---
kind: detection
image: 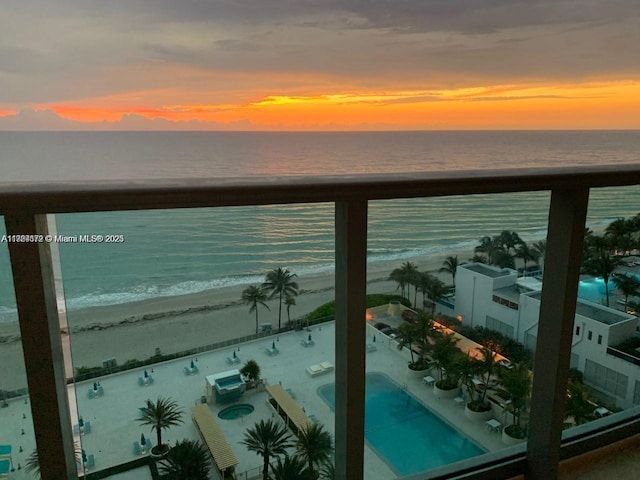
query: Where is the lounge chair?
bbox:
[306,364,324,377]
[85,454,95,468]
[97,385,104,395]
[319,361,334,371]
[84,421,92,433]
[138,377,144,386]
[184,366,191,375]
[87,389,95,399]
[366,343,377,352]
[133,441,141,455]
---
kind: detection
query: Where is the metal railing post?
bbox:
[526,188,590,479]
[4,213,77,479]
[334,200,368,480]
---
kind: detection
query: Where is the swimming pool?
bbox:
[318,373,484,476]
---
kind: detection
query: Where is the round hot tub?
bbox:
[218,403,255,420]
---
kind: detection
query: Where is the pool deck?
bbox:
[0,316,507,480]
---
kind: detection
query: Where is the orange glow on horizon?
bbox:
[30,80,640,130]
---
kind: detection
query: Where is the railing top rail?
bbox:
[1,164,639,214]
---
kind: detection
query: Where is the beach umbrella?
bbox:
[232,351,237,359]
[190,359,195,368]
[308,333,312,342]
[272,341,276,349]
[78,417,84,427]
[93,382,98,391]
[82,450,87,464]
[373,335,376,343]
[144,370,148,378]
[140,433,146,446]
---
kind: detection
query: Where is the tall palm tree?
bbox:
[605,217,634,252]
[395,311,434,369]
[296,423,334,478]
[137,397,184,454]
[285,295,296,324]
[319,459,335,480]
[242,285,271,334]
[269,455,312,480]
[158,439,211,480]
[565,382,595,426]
[431,331,460,389]
[424,275,448,316]
[515,241,540,275]
[582,251,624,306]
[439,255,459,286]
[498,230,523,256]
[498,361,532,437]
[241,419,293,480]
[474,345,497,407]
[532,239,546,268]
[263,268,299,329]
[614,272,640,310]
[389,267,408,299]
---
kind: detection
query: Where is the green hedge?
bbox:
[306,294,409,321]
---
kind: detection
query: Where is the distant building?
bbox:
[455,262,640,409]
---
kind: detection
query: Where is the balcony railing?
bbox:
[1,164,640,480]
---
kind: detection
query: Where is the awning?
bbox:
[265,384,313,432]
[191,405,238,472]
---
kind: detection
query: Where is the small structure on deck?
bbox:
[191,404,238,478]
[205,370,246,404]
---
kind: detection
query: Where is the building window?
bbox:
[575,326,580,335]
[588,331,593,341]
[491,294,519,310]
[486,315,515,339]
[598,335,602,345]
[584,359,628,398]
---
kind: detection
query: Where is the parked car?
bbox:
[401,309,419,323]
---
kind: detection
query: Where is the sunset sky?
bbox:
[1,0,639,130]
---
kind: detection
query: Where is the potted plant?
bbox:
[395,311,436,373]
[137,396,184,457]
[431,331,461,398]
[461,346,496,421]
[240,360,261,389]
[497,361,531,444]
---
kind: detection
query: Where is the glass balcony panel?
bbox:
[365,193,553,478]
[55,203,335,478]
[564,186,640,432]
[0,217,38,477]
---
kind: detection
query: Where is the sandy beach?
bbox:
[0,247,472,391]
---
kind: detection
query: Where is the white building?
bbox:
[455,262,640,409]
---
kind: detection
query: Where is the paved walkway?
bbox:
[0,313,508,480]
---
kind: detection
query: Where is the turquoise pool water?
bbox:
[218,403,254,420]
[318,373,484,476]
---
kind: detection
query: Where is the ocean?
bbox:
[0,131,639,318]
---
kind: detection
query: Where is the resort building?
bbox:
[455,262,640,409]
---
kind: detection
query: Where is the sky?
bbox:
[1,0,639,131]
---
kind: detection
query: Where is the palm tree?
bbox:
[498,361,532,438]
[431,331,460,389]
[296,423,334,478]
[240,359,261,386]
[285,295,296,324]
[263,268,299,329]
[158,439,211,480]
[241,419,293,480]
[474,345,498,408]
[532,239,547,270]
[137,396,184,454]
[439,255,459,286]
[565,382,596,426]
[269,455,312,480]
[424,275,448,316]
[582,251,624,306]
[515,242,540,275]
[319,459,335,480]
[389,267,408,299]
[614,272,640,310]
[498,230,523,256]
[395,311,434,369]
[242,285,271,334]
[605,217,634,252]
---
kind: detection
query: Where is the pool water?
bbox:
[218,403,254,420]
[318,373,484,476]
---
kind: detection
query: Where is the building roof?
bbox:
[527,292,633,325]
[265,384,313,432]
[462,263,513,278]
